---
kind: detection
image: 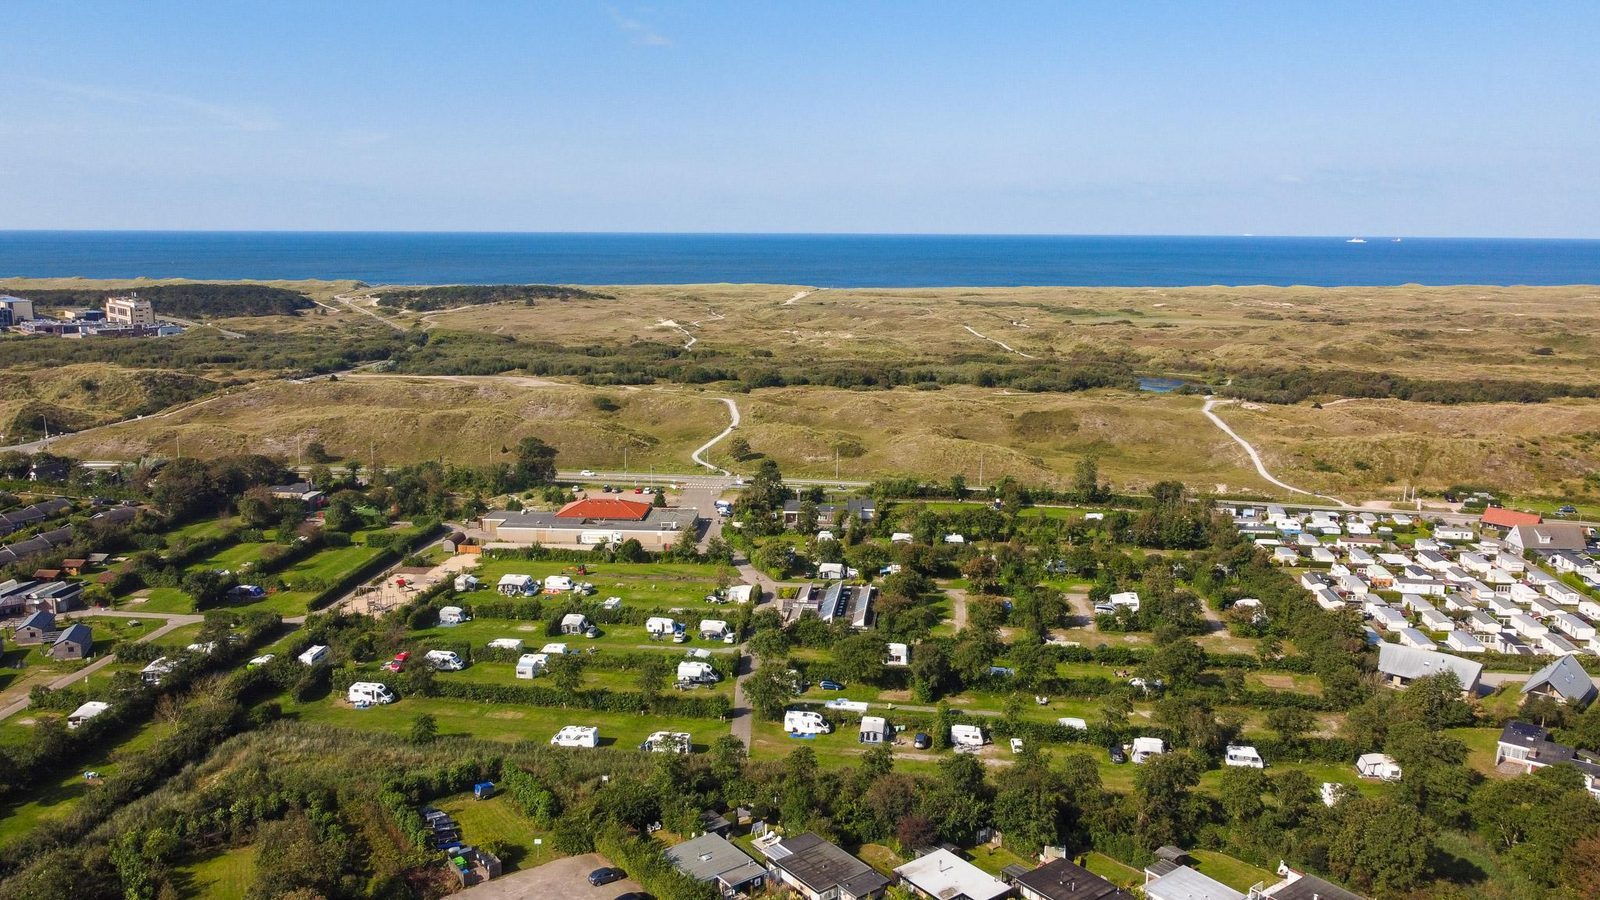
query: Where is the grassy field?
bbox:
[0,717,175,849]
[172,846,255,900]
[435,793,559,872]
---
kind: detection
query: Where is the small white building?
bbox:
[1397,627,1436,650]
[894,849,1010,900]
[1445,631,1486,654]
[885,642,910,667]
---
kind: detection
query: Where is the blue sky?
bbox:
[1,1,1596,236]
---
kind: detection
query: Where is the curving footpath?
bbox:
[690,397,741,475]
[1202,397,1350,507]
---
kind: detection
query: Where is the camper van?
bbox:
[550,725,599,748]
[347,682,397,705]
[783,709,831,736]
[297,645,329,667]
[67,701,111,730]
[516,653,549,678]
[641,731,691,754]
[677,660,719,684]
[424,649,465,671]
[438,606,470,625]
[950,724,986,751]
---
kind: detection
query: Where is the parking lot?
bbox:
[454,853,645,898]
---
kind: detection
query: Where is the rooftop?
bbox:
[663,833,766,889]
[768,832,889,897]
[895,849,1010,900]
[556,497,653,521]
[1013,858,1134,900]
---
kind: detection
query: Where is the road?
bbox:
[946,586,970,631]
[157,314,244,339]
[333,293,407,331]
[0,609,204,721]
[1202,397,1351,507]
[690,397,740,475]
[962,324,1038,359]
[728,555,780,747]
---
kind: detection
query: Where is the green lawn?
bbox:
[124,542,390,617]
[1084,852,1143,888]
[1189,849,1276,892]
[966,844,1034,876]
[459,558,737,610]
[0,717,175,849]
[168,516,238,542]
[282,692,720,751]
[173,845,255,900]
[436,793,559,872]
[1446,726,1506,777]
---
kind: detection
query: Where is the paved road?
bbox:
[0,609,204,721]
[1202,397,1350,507]
[453,853,642,899]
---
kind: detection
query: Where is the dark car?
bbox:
[615,894,655,900]
[1559,504,1578,515]
[1109,745,1128,764]
[912,732,931,750]
[588,867,626,886]
[818,679,845,691]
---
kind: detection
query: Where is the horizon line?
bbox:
[2,228,1600,242]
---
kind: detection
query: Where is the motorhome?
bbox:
[347,682,397,705]
[141,657,178,685]
[515,653,548,678]
[297,645,329,666]
[950,724,986,750]
[424,649,465,671]
[641,731,691,754]
[677,660,719,684]
[783,709,831,735]
[550,725,599,748]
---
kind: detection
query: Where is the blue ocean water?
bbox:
[1,231,1597,287]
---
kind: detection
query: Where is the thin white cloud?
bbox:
[31,77,279,132]
[605,5,672,47]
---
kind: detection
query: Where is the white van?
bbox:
[783,709,831,735]
[677,661,718,684]
[642,731,691,754]
[347,682,396,705]
[297,645,329,667]
[550,725,599,748]
[424,649,464,671]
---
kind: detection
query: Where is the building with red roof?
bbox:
[1481,507,1542,529]
[555,498,653,521]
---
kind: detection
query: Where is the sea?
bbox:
[1,231,1598,287]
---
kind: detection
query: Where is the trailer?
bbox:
[438,606,470,625]
[646,616,678,637]
[515,653,548,678]
[950,724,986,750]
[297,645,329,667]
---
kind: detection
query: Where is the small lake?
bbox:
[1138,377,1189,393]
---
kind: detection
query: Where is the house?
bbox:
[1396,627,1436,650]
[481,498,699,550]
[1444,631,1485,654]
[11,610,54,644]
[894,849,1011,900]
[762,832,890,900]
[1272,546,1300,565]
[440,531,473,553]
[665,832,767,898]
[1552,612,1596,641]
[1482,507,1542,529]
[1547,582,1584,605]
[66,700,111,730]
[1494,721,1600,800]
[1143,865,1244,900]
[1355,752,1402,781]
[1521,654,1597,708]
[559,613,590,635]
[27,581,83,614]
[1369,606,1407,632]
[1435,526,1476,542]
[1466,610,1501,635]
[1247,869,1367,900]
[46,623,92,660]
[1014,858,1133,900]
[1508,524,1587,556]
[268,482,324,509]
[1310,546,1337,565]
[1509,613,1548,640]
[1376,642,1483,694]
[859,716,891,744]
[781,498,875,527]
[1419,609,1453,631]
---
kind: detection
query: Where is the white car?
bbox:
[579,469,596,477]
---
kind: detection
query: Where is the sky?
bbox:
[1,1,1597,236]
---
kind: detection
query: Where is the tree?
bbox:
[1218,766,1267,825]
[1099,690,1133,731]
[636,655,672,706]
[1471,766,1600,886]
[744,666,798,720]
[546,653,587,696]
[992,762,1064,854]
[960,555,1001,594]
[747,626,792,661]
[728,436,755,461]
[1144,636,1206,691]
[909,641,953,702]
[410,713,438,744]
[237,485,279,528]
[1265,707,1315,751]
[1324,796,1436,895]
[1132,751,1203,848]
[512,436,558,488]
[181,569,236,611]
[1072,456,1104,502]
[833,632,887,686]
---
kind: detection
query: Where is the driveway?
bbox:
[454,853,643,899]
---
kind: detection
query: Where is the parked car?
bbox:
[382,651,409,673]
[601,484,613,493]
[588,867,626,886]
[1559,504,1578,515]
[615,893,655,900]
[579,469,596,477]
[1109,745,1128,764]
[819,680,845,691]
[633,487,643,494]
[585,625,601,638]
[912,732,931,749]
